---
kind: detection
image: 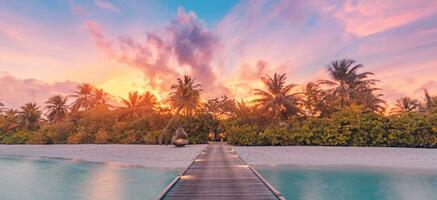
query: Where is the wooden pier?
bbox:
[157,142,284,200]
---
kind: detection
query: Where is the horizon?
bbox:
[1,0,437,108]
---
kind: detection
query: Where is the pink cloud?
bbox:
[94,0,119,12]
[0,73,77,108]
[331,0,437,36]
[85,8,229,98]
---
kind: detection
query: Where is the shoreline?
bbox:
[0,144,206,168]
[2,145,437,171]
[234,146,437,171]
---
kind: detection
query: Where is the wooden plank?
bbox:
[157,142,284,200]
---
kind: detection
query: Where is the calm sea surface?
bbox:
[257,165,437,200]
[0,156,178,200]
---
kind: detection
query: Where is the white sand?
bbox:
[234,146,437,170]
[0,144,206,168]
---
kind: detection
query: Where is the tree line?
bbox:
[0,59,436,146]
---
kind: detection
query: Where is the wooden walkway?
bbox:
[157,142,284,200]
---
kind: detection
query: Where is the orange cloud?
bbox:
[85,8,229,99]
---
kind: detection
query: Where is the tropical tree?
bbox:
[140,91,158,111]
[0,102,5,114]
[19,103,42,131]
[45,95,69,122]
[93,88,111,106]
[390,97,420,115]
[120,91,144,119]
[319,59,379,109]
[422,89,437,114]
[159,75,202,144]
[251,73,302,119]
[203,96,237,119]
[0,109,19,132]
[168,75,202,116]
[70,83,95,111]
[303,82,330,117]
[360,89,386,114]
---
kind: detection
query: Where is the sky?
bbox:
[0,0,436,108]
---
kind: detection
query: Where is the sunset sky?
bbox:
[1,0,436,108]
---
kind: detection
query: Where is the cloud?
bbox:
[85,8,229,98]
[0,73,77,108]
[215,0,437,104]
[330,0,437,36]
[94,0,119,12]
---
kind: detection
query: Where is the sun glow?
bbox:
[96,68,167,103]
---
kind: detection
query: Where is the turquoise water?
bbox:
[0,156,178,200]
[257,166,437,200]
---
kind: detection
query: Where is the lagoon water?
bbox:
[257,166,437,200]
[0,156,178,200]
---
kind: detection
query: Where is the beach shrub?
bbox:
[67,128,94,144]
[169,113,219,144]
[226,124,268,145]
[75,105,117,138]
[36,121,75,144]
[143,130,161,144]
[0,130,33,144]
[294,118,331,145]
[111,116,151,144]
[94,128,110,144]
[28,131,52,144]
[388,112,436,147]
[263,125,292,145]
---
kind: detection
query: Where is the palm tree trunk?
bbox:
[159,114,178,145]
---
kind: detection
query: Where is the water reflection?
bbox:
[86,164,121,200]
[0,156,178,200]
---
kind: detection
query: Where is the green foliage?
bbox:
[76,105,117,137]
[94,129,110,144]
[388,112,436,148]
[0,73,435,148]
[167,113,219,144]
[37,121,75,144]
[227,124,267,146]
[143,130,161,144]
[0,130,33,144]
[224,110,436,147]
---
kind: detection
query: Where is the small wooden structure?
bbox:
[171,127,188,147]
[157,142,284,199]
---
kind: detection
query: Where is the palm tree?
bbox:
[45,95,68,122]
[361,89,386,114]
[120,91,144,119]
[303,82,328,117]
[319,59,378,108]
[159,75,202,144]
[251,73,302,119]
[70,83,95,111]
[168,75,202,116]
[0,108,19,132]
[140,91,158,110]
[19,103,42,131]
[390,97,420,115]
[93,88,111,106]
[422,89,437,113]
[0,102,5,114]
[121,91,143,108]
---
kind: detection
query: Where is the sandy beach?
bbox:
[235,146,437,170]
[2,145,437,170]
[0,144,206,168]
